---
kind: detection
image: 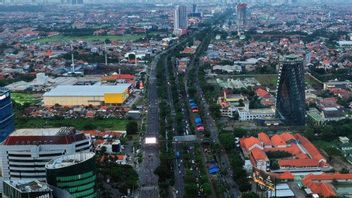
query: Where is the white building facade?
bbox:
[0,128,91,192]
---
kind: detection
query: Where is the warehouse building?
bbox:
[43,84,131,106]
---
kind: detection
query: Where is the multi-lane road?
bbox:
[139,53,161,198]
[139,11,238,198]
[139,38,190,198]
[162,54,185,198]
[192,38,240,198]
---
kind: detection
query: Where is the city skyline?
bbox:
[0,1,352,198]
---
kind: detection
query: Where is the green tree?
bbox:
[83,123,97,130]
[219,132,235,151]
[209,103,221,118]
[242,192,260,198]
[126,121,138,135]
[128,53,136,61]
[267,151,292,159]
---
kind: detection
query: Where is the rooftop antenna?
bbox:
[70,43,75,73]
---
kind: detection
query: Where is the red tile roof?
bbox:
[255,87,271,98]
[302,173,352,197]
[278,159,320,167]
[303,173,352,181]
[251,148,268,161]
[280,132,296,142]
[182,47,195,54]
[265,143,307,159]
[102,74,135,81]
[3,133,87,145]
[271,134,286,147]
[271,171,294,180]
[295,134,326,164]
[116,154,126,161]
[258,132,271,146]
[240,137,261,152]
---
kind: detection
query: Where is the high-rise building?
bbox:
[276,55,305,125]
[0,127,91,192]
[45,152,97,198]
[192,4,197,13]
[174,5,187,34]
[236,3,247,28]
[66,0,83,4]
[0,88,15,142]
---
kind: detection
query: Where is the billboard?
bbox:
[145,137,157,144]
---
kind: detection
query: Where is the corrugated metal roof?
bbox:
[44,84,131,97]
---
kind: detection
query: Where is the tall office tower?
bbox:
[192,4,197,13]
[0,127,91,193]
[46,153,96,198]
[174,5,188,31]
[236,3,247,28]
[276,55,305,125]
[0,88,15,142]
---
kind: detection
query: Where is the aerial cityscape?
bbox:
[0,0,352,198]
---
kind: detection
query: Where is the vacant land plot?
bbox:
[305,74,323,90]
[254,74,278,89]
[12,93,39,105]
[313,140,352,171]
[216,73,320,90]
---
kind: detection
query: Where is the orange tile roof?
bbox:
[303,173,352,181]
[271,134,286,147]
[301,173,352,198]
[102,74,135,81]
[280,132,296,142]
[271,171,294,180]
[116,154,126,161]
[255,88,271,98]
[251,148,268,161]
[182,47,195,54]
[320,183,336,197]
[278,159,320,167]
[265,143,306,158]
[240,137,261,152]
[295,134,326,164]
[94,139,105,145]
[258,132,271,145]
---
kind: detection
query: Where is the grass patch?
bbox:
[313,140,342,156]
[313,140,335,150]
[33,34,144,43]
[12,93,39,105]
[15,118,128,131]
[254,74,278,89]
[305,74,323,90]
[233,74,322,90]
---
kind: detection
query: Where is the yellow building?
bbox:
[43,84,131,106]
[224,93,245,103]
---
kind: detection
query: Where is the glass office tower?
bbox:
[0,87,15,142]
[276,55,305,125]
